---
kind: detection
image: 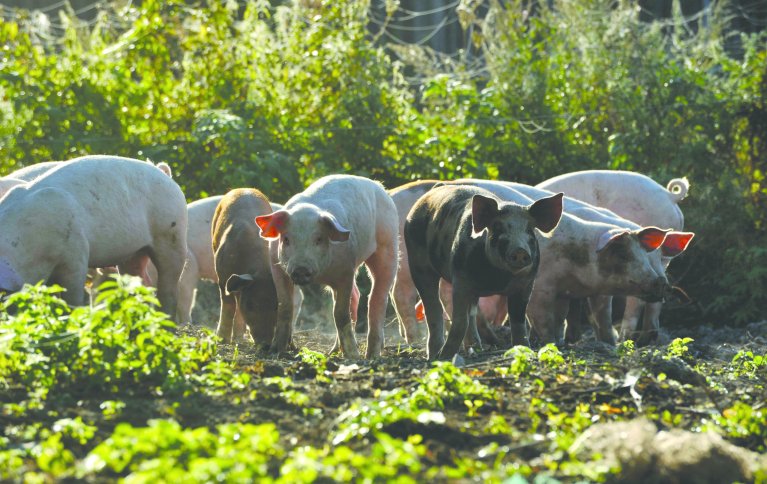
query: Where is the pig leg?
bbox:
[637,302,662,346]
[588,295,617,345]
[269,247,295,354]
[464,304,483,351]
[507,286,534,346]
[51,259,89,307]
[411,270,445,359]
[216,286,237,343]
[176,254,199,323]
[438,284,476,360]
[564,299,586,344]
[148,244,185,323]
[619,297,644,342]
[364,246,397,359]
[391,271,421,343]
[330,275,360,359]
[232,302,248,342]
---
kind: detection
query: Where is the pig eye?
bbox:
[314,236,323,245]
[283,236,290,246]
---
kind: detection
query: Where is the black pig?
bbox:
[404,185,563,360]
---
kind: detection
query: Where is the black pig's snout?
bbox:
[507,247,532,269]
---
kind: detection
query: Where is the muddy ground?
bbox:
[6,280,766,482]
[180,281,767,481]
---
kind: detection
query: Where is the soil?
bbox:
[6,280,767,482]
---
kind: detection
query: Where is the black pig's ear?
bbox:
[528,192,563,235]
[225,273,255,295]
[471,194,500,235]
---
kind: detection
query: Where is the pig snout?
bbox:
[641,277,671,303]
[507,247,532,270]
[289,266,315,286]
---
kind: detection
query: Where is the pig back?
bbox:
[212,188,273,278]
[15,155,186,267]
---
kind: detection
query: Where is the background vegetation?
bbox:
[1,0,765,326]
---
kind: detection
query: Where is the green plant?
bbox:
[79,419,283,481]
[665,338,694,361]
[730,350,767,378]
[501,346,537,377]
[712,402,767,452]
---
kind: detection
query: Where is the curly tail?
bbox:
[156,162,173,178]
[667,177,689,203]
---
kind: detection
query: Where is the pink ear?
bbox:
[528,192,564,234]
[322,213,350,242]
[472,194,500,234]
[636,227,669,252]
[255,211,289,240]
[596,228,628,252]
[662,231,695,257]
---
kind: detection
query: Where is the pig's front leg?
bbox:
[637,301,662,346]
[269,249,295,354]
[618,297,644,342]
[507,285,533,347]
[588,295,617,345]
[331,276,360,359]
[412,270,445,360]
[437,282,475,360]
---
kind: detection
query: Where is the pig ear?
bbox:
[661,231,695,257]
[636,227,670,252]
[528,192,564,234]
[596,228,629,253]
[225,273,255,295]
[322,213,350,243]
[255,210,289,240]
[472,194,500,234]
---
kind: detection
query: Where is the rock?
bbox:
[569,418,656,482]
[569,418,763,483]
[653,429,758,484]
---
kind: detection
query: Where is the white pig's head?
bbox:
[595,226,672,302]
[256,203,350,286]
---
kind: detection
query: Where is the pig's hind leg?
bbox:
[364,243,397,359]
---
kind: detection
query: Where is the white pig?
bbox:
[536,170,690,344]
[0,178,25,199]
[256,175,399,359]
[0,155,187,318]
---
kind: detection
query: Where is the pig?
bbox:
[227,201,305,343]
[389,180,440,343]
[211,189,280,345]
[256,175,399,359]
[436,180,675,346]
[404,184,563,360]
[176,195,223,323]
[0,155,187,318]
[536,170,691,344]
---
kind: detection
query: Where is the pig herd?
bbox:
[0,155,694,361]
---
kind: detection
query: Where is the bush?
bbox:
[0,0,765,325]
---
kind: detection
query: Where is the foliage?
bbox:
[0,278,216,412]
[730,350,767,378]
[334,361,496,444]
[79,419,283,481]
[713,402,767,452]
[665,337,694,361]
[0,0,765,323]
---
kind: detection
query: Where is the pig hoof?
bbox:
[451,353,466,367]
